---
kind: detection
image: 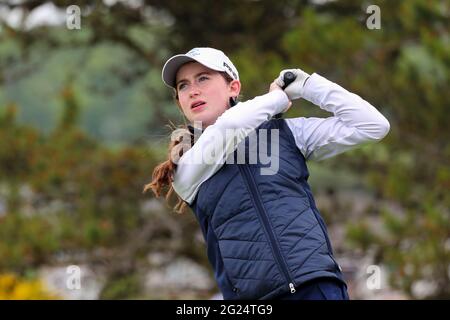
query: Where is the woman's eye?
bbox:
[198,76,209,82]
[178,83,187,90]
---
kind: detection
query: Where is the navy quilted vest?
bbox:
[189,118,345,299]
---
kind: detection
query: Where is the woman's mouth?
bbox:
[191,101,206,112]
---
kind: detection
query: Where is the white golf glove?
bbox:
[275,68,310,100]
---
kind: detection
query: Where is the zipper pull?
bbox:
[289,282,296,293]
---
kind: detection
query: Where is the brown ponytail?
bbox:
[143,123,193,214]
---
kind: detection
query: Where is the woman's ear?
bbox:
[229,80,241,100]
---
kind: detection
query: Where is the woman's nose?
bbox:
[189,87,200,98]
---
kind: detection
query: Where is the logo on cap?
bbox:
[223,62,237,79]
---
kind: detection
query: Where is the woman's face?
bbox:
[175,62,240,128]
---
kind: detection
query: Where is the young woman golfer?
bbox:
[145,47,390,300]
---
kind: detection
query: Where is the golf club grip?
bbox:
[274,71,297,119]
[281,71,296,90]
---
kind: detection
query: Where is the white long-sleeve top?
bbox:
[172,73,390,205]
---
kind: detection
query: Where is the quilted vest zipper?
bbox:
[238,164,297,294]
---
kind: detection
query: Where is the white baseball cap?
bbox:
[162,47,239,89]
